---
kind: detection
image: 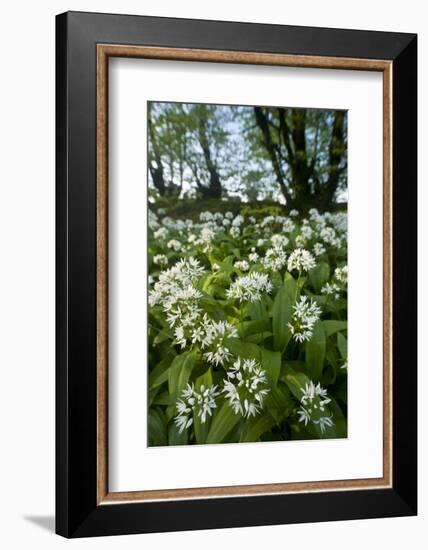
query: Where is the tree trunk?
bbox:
[148,114,166,196]
[197,115,222,199]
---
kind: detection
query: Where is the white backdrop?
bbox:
[0,1,425,549]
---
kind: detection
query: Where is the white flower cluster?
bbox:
[334,265,348,284]
[149,258,205,342]
[167,239,182,252]
[200,317,238,366]
[153,254,168,266]
[234,260,250,272]
[223,358,270,418]
[262,246,288,271]
[297,381,334,434]
[321,282,340,300]
[312,242,326,257]
[287,248,316,273]
[175,383,220,433]
[288,296,322,343]
[226,272,273,303]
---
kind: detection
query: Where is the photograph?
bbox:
[147,101,348,446]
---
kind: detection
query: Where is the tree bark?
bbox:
[148,114,166,196]
[197,115,222,199]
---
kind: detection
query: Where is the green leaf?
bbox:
[224,338,262,361]
[206,401,241,444]
[149,354,174,390]
[305,321,326,380]
[337,332,347,360]
[168,421,188,446]
[322,320,347,337]
[283,365,311,401]
[240,414,277,442]
[148,409,167,447]
[308,261,330,292]
[264,383,294,422]
[168,351,196,400]
[153,330,172,346]
[245,300,267,321]
[272,274,296,351]
[260,348,281,386]
[237,319,270,339]
[220,255,235,274]
[193,368,214,444]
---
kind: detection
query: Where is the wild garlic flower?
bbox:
[289,209,299,217]
[230,226,240,238]
[249,252,259,263]
[261,216,275,228]
[334,265,348,284]
[232,215,244,227]
[167,239,182,252]
[321,282,340,299]
[295,235,307,248]
[175,383,220,433]
[223,358,270,418]
[288,296,322,343]
[200,317,238,366]
[313,242,326,257]
[271,234,289,248]
[154,227,168,240]
[282,219,296,233]
[148,210,160,230]
[200,211,214,222]
[200,226,216,243]
[297,381,334,434]
[153,254,168,266]
[234,260,250,272]
[287,248,316,273]
[226,272,273,303]
[149,258,205,334]
[262,247,288,271]
[301,224,314,240]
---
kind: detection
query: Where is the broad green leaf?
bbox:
[168,351,196,400]
[149,354,174,390]
[245,300,267,321]
[283,365,311,401]
[148,409,167,447]
[272,274,296,351]
[260,348,281,386]
[206,401,241,444]
[153,330,172,346]
[220,255,235,274]
[264,383,294,422]
[168,421,188,446]
[193,368,214,444]
[337,332,347,360]
[224,338,262,361]
[237,319,271,339]
[322,320,347,337]
[305,321,326,380]
[240,414,277,442]
[308,262,330,292]
[152,391,175,406]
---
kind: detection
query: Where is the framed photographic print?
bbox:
[56,11,417,538]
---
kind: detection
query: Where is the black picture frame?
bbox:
[56,11,417,538]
